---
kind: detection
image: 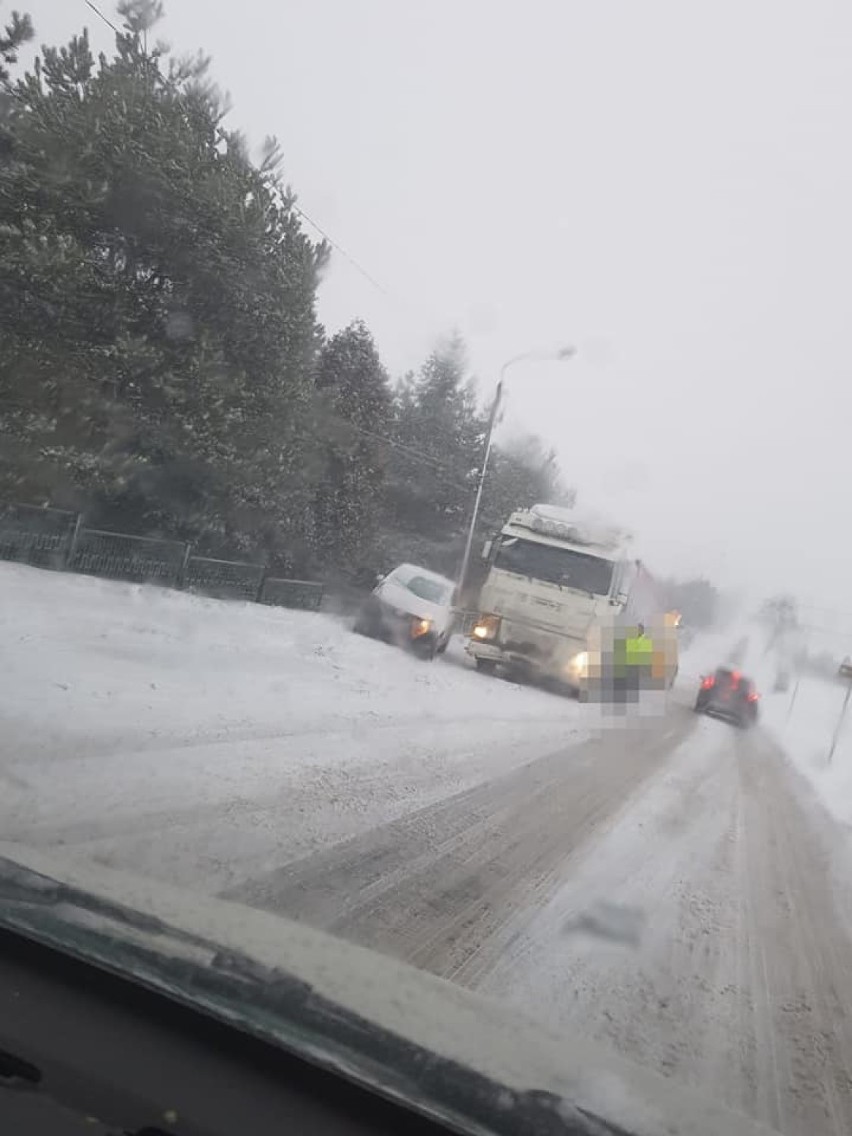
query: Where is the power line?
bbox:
[80,0,389,298]
[291,205,388,295]
[82,0,121,37]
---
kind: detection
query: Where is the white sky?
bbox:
[18,1,852,611]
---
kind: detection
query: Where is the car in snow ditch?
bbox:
[353,563,455,659]
[694,667,760,728]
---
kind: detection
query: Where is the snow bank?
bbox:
[761,672,852,828]
[0,562,588,890]
[0,561,582,751]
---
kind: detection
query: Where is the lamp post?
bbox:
[455,345,576,603]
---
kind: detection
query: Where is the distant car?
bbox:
[695,667,759,728]
[353,563,455,659]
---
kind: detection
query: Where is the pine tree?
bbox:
[386,334,484,550]
[312,320,392,574]
[0,6,31,86]
[382,336,576,580]
[0,2,325,561]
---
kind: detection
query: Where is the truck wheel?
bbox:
[475,658,497,675]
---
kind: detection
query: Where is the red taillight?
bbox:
[701,676,715,690]
[747,691,759,703]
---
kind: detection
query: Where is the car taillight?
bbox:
[701,676,715,690]
[747,691,759,703]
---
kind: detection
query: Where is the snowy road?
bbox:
[3,564,852,1135]
[226,701,852,1136]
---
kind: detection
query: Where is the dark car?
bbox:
[695,667,759,727]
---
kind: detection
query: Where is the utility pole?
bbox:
[828,679,852,764]
[454,346,576,605]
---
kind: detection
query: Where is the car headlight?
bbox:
[411,617,432,639]
[472,614,501,641]
[569,651,589,677]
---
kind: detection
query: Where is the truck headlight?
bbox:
[472,614,501,641]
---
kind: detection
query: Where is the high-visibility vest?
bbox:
[625,634,653,668]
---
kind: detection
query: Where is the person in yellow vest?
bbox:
[625,622,654,693]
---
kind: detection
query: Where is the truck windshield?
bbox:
[494,537,613,595]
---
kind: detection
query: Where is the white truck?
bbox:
[465,503,677,694]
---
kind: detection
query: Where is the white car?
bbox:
[353,563,455,659]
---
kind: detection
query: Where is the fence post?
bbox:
[786,677,799,723]
[178,544,192,589]
[65,513,83,570]
[828,680,852,764]
[254,568,266,604]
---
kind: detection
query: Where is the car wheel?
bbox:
[410,636,436,661]
[475,658,498,675]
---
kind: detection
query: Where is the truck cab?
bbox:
[466,504,679,696]
[466,504,629,691]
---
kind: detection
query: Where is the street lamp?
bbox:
[455,345,577,603]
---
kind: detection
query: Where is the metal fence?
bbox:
[0,503,79,570]
[0,503,325,612]
[259,576,324,612]
[185,556,264,602]
[70,528,188,587]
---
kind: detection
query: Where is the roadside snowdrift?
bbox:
[0,562,586,890]
[762,672,852,828]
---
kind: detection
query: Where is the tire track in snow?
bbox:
[464,717,852,1136]
[226,703,696,981]
[736,732,852,1135]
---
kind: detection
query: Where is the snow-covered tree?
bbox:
[385,334,485,546]
[0,2,325,561]
[312,320,392,571]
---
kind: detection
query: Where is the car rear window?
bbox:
[714,669,754,692]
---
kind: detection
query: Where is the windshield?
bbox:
[402,574,451,604]
[1,3,847,1134]
[494,537,614,595]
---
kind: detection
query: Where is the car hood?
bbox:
[378,579,450,626]
[0,841,778,1136]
